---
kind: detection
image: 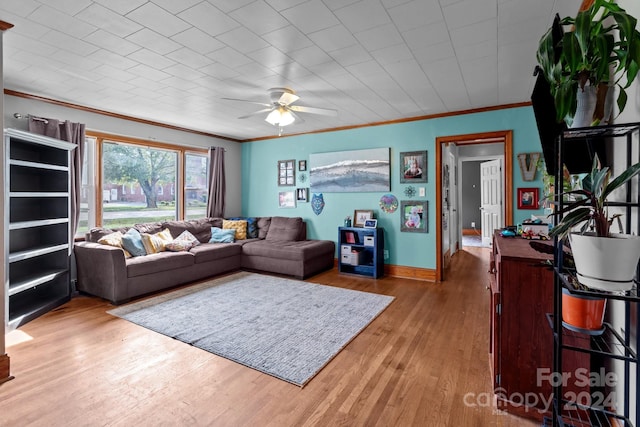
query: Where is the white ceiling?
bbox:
[0,0,582,141]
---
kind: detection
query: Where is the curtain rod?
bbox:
[13,113,50,124]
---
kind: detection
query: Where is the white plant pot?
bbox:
[569,232,640,291]
[569,84,614,128]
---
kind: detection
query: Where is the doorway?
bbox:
[435,130,514,281]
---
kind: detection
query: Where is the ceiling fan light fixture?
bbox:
[265,107,295,126]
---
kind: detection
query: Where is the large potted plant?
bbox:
[550,155,640,292]
[536,0,640,127]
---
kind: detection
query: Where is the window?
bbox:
[185,153,209,219]
[81,132,209,231]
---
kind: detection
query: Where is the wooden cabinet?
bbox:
[338,227,384,278]
[489,232,588,420]
[4,129,76,330]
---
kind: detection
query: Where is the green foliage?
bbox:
[537,0,640,123]
[550,155,640,239]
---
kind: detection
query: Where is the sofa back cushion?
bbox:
[162,219,212,243]
[257,217,271,239]
[265,216,304,242]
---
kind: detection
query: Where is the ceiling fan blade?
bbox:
[222,97,271,108]
[289,105,337,117]
[289,109,305,124]
[279,92,300,106]
[237,108,274,119]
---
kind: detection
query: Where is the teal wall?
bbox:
[241,105,545,270]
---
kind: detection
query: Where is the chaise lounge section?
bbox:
[74,216,335,304]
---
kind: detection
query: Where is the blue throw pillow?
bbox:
[121,228,147,257]
[229,217,258,239]
[209,227,236,243]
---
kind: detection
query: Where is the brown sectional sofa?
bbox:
[74,216,335,304]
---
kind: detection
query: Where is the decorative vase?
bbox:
[562,288,606,335]
[569,232,640,291]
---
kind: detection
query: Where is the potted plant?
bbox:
[536,0,640,127]
[549,154,640,292]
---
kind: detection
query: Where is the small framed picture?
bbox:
[400,200,428,233]
[517,187,539,210]
[296,187,308,202]
[278,191,296,208]
[353,209,374,227]
[400,151,427,183]
[364,219,378,228]
[278,159,295,186]
[299,160,307,171]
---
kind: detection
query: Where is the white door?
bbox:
[448,150,458,256]
[480,158,503,246]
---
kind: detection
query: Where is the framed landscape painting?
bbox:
[309,148,390,192]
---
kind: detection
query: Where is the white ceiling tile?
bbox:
[171,28,225,55]
[388,0,443,32]
[126,28,182,55]
[178,2,240,37]
[166,47,214,70]
[76,3,143,38]
[207,0,257,14]
[27,5,97,38]
[199,62,242,80]
[450,18,496,49]
[161,76,200,91]
[355,23,404,51]
[371,43,414,65]
[53,49,101,71]
[217,27,269,54]
[236,62,277,79]
[5,32,56,56]
[0,12,50,39]
[93,0,148,15]
[127,48,176,70]
[230,1,289,35]
[414,40,456,64]
[0,0,40,18]
[381,0,413,7]
[280,0,340,34]
[128,64,172,81]
[454,39,496,61]
[150,0,202,15]
[86,48,139,70]
[262,25,313,52]
[40,0,92,16]
[126,2,191,37]
[39,30,99,56]
[206,47,253,68]
[93,64,138,82]
[334,0,391,34]
[163,63,207,80]
[84,29,142,56]
[402,21,450,51]
[264,0,309,11]
[498,0,552,27]
[288,45,333,68]
[248,46,293,69]
[308,25,358,52]
[443,0,496,30]
[329,44,372,67]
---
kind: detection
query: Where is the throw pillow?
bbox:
[141,228,174,254]
[121,228,147,257]
[209,227,236,243]
[162,220,212,243]
[174,230,201,247]
[223,219,247,240]
[97,231,132,258]
[229,217,258,238]
[265,216,303,241]
[165,240,194,252]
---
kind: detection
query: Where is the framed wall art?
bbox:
[517,187,539,209]
[353,209,374,227]
[309,147,390,192]
[298,160,307,171]
[400,151,427,183]
[400,200,428,233]
[278,159,295,186]
[296,187,308,202]
[278,191,296,208]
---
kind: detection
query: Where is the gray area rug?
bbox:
[108,272,394,386]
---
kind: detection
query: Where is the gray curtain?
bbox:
[206,147,226,218]
[28,117,85,237]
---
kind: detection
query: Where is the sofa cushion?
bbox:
[121,228,147,257]
[242,239,334,261]
[257,217,271,239]
[141,228,173,254]
[223,219,247,240]
[209,227,236,243]
[134,222,163,235]
[189,242,242,264]
[162,220,212,243]
[126,251,194,277]
[265,217,303,242]
[97,231,132,258]
[165,240,194,252]
[87,227,125,243]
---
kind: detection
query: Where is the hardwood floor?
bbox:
[0,247,538,426]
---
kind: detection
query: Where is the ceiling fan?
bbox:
[222,87,338,131]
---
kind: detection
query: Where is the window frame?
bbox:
[87,131,208,228]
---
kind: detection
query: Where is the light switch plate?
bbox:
[419,187,425,197]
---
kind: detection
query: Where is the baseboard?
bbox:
[0,354,13,385]
[333,259,436,282]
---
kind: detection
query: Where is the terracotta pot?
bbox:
[562,288,606,335]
